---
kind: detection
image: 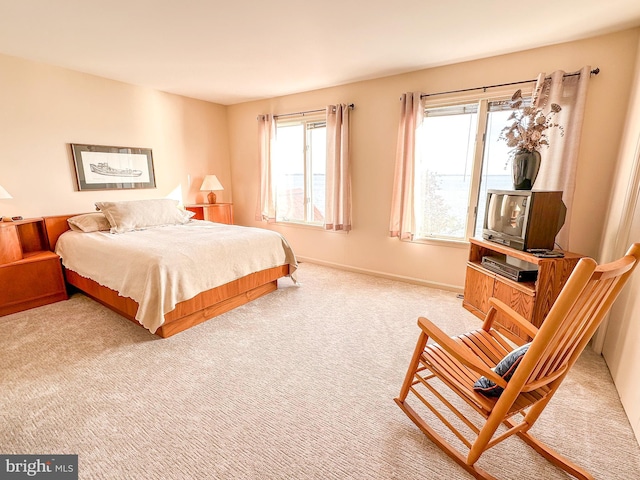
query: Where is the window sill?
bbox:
[405,236,470,249]
[274,221,325,230]
[274,220,349,233]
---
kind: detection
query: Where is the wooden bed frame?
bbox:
[43,215,290,338]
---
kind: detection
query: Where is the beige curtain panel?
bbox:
[325,104,352,232]
[533,66,591,250]
[256,114,276,223]
[389,92,424,240]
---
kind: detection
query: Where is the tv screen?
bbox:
[486,193,528,238]
[482,190,565,251]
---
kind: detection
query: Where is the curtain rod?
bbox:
[273,103,355,119]
[420,68,600,99]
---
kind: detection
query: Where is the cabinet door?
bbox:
[492,278,535,340]
[0,225,22,264]
[205,204,233,224]
[463,264,495,316]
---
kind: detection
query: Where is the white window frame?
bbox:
[415,86,534,243]
[273,113,327,226]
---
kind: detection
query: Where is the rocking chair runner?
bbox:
[395,243,640,480]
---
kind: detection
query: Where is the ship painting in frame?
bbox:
[71,143,156,191]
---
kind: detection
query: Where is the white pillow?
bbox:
[95,199,192,234]
[67,213,112,232]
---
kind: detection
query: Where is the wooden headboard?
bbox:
[43,215,76,251]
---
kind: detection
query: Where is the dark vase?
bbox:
[511,149,541,190]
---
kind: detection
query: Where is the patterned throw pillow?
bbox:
[473,343,531,397]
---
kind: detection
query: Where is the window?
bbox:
[414,94,530,241]
[273,114,326,225]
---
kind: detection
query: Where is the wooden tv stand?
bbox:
[463,238,583,341]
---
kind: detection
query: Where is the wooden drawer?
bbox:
[0,252,67,316]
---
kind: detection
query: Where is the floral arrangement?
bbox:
[498,89,563,157]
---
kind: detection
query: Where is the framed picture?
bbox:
[70,144,156,191]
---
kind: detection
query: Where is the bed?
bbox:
[43,199,297,338]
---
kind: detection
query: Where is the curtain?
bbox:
[325,104,352,231]
[256,114,276,223]
[532,66,591,250]
[389,92,424,239]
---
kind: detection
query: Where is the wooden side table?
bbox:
[185,203,234,225]
[0,218,68,316]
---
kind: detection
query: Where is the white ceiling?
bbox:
[2,1,640,105]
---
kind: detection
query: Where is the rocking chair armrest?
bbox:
[417,317,508,388]
[483,298,539,339]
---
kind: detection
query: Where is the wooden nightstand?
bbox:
[185,203,234,225]
[0,218,68,316]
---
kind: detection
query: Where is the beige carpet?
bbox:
[1,262,639,479]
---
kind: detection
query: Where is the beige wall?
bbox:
[227,29,640,290]
[0,54,231,218]
[599,34,640,441]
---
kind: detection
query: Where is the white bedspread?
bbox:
[55,221,297,333]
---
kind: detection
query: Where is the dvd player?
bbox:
[481,255,538,282]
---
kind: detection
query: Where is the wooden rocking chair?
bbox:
[395,243,640,480]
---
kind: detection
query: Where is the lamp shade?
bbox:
[200,175,224,192]
[0,184,12,199]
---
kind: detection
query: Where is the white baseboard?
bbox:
[296,255,463,293]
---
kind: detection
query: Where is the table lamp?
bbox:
[0,184,12,221]
[200,175,224,204]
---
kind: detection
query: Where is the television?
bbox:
[482,190,566,251]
